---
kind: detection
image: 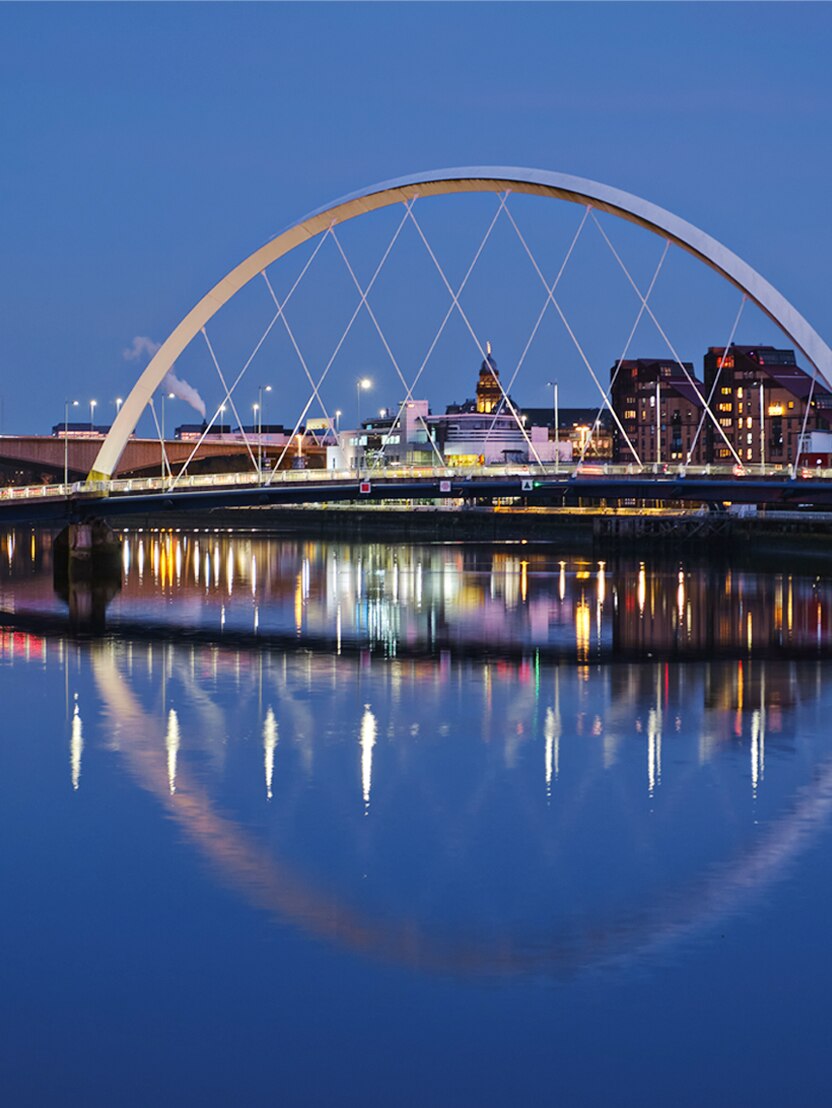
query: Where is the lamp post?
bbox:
[335,409,342,436]
[159,391,174,481]
[546,380,559,471]
[115,397,123,416]
[356,376,372,472]
[257,384,272,481]
[89,399,97,433]
[64,399,79,486]
[759,380,766,470]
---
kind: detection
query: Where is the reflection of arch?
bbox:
[90,167,832,480]
[90,640,832,978]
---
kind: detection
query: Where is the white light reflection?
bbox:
[263,707,278,800]
[360,704,377,813]
[165,708,180,794]
[544,704,560,799]
[70,694,83,791]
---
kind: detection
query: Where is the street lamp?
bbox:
[546,381,559,471]
[115,397,124,416]
[64,399,79,486]
[257,384,272,480]
[89,399,97,432]
[356,378,372,475]
[158,391,175,481]
[335,409,342,435]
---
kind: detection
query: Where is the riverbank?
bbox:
[104,504,832,562]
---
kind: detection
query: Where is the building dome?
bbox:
[476,342,502,414]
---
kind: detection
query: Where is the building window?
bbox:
[718,403,732,412]
[737,388,744,399]
[624,410,636,420]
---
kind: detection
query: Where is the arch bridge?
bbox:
[6,166,832,521]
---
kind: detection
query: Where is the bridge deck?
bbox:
[2,464,832,524]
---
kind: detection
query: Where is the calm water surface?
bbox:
[2,529,832,1105]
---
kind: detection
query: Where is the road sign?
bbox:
[439,480,451,493]
[521,478,534,491]
[359,481,371,495]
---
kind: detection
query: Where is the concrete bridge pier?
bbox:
[54,520,121,576]
[53,520,122,633]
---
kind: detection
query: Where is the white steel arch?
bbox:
[90,167,832,479]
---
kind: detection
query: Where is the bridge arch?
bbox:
[90,167,832,480]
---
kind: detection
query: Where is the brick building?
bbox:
[609,358,707,464]
[704,345,832,465]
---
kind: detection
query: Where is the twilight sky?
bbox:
[1,2,831,435]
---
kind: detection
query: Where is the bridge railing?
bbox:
[2,460,832,503]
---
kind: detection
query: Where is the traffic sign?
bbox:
[521,478,534,491]
[439,480,451,493]
[359,481,371,495]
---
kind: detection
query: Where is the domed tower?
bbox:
[476,342,502,414]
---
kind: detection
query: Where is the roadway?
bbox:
[2,464,832,525]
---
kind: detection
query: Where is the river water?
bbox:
[2,528,832,1105]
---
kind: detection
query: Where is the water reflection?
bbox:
[2,528,832,661]
[0,616,825,978]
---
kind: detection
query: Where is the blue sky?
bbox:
[1,2,831,434]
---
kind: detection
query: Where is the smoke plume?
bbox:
[122,335,207,419]
[122,335,160,361]
[162,371,207,419]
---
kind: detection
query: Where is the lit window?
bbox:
[738,388,744,399]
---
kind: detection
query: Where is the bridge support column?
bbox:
[53,521,122,633]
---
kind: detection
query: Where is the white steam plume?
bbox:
[122,335,207,419]
[122,335,160,361]
[162,371,207,419]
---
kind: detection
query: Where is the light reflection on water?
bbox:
[3,528,832,659]
[3,529,832,1101]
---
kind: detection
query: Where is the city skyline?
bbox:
[2,5,831,438]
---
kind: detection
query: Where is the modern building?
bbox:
[520,406,614,461]
[328,346,558,470]
[609,358,706,465]
[703,345,832,466]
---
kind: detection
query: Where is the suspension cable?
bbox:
[579,241,669,465]
[266,206,413,480]
[592,213,743,468]
[505,206,642,465]
[408,200,546,468]
[686,295,747,465]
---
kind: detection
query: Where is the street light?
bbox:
[546,380,559,471]
[356,378,372,475]
[256,384,272,480]
[64,399,79,486]
[115,397,124,416]
[157,391,175,481]
[89,399,97,432]
[335,409,342,436]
